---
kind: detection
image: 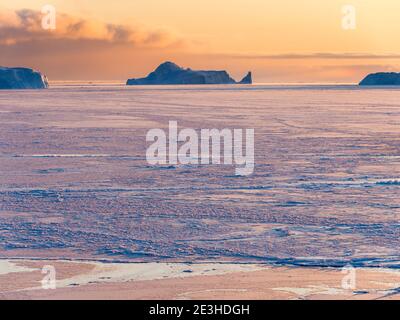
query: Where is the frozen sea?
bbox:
[0,84,399,267]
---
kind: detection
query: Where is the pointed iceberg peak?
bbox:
[239,71,252,84]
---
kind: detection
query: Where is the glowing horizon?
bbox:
[1,0,400,82]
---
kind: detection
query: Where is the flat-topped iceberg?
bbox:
[359,72,400,86]
[127,62,252,85]
[0,67,49,89]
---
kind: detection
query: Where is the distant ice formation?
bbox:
[0,67,48,89]
[126,61,252,85]
[359,72,400,86]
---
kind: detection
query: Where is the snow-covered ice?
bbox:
[0,84,399,267]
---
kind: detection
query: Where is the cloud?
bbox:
[0,8,188,79]
[0,9,182,47]
[213,53,400,60]
[1,9,398,81]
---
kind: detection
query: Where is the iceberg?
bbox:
[0,67,49,89]
[127,62,252,85]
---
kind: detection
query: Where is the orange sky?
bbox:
[1,0,400,82]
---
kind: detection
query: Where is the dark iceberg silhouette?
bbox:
[0,67,48,89]
[126,62,252,85]
[239,72,252,84]
[359,72,400,86]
